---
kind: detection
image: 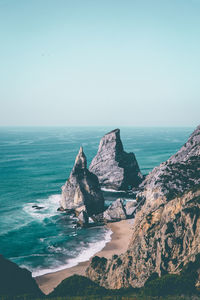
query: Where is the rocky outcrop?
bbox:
[89,129,143,191]
[102,198,138,222]
[78,210,89,226]
[86,125,200,289]
[103,198,127,222]
[87,186,200,289]
[60,147,104,216]
[0,255,42,297]
[139,124,200,203]
[125,200,137,217]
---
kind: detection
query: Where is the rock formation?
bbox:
[78,210,89,226]
[139,124,200,203]
[101,198,138,222]
[86,125,200,289]
[0,255,42,297]
[60,147,104,216]
[125,200,137,217]
[89,129,143,191]
[103,198,127,222]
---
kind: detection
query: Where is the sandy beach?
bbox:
[35,219,133,295]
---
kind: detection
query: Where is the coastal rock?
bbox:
[89,129,143,191]
[125,200,137,217]
[139,124,200,203]
[78,210,89,226]
[103,198,127,222]
[0,255,42,297]
[87,187,200,289]
[32,205,44,210]
[86,125,200,289]
[60,147,104,216]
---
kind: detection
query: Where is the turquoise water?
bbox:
[0,127,194,276]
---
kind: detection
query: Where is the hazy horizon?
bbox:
[0,125,197,128]
[0,0,200,127]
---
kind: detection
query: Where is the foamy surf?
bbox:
[101,187,126,193]
[32,228,112,277]
[23,194,61,221]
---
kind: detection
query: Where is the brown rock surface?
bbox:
[86,125,200,289]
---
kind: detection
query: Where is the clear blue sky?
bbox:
[0,0,199,126]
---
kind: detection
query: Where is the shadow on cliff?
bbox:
[1,256,200,300]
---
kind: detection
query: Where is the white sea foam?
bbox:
[124,199,137,203]
[32,228,112,277]
[101,187,126,193]
[23,194,61,221]
[10,254,50,260]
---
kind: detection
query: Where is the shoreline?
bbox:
[35,219,133,295]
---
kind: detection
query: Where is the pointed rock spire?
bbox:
[73,146,87,172]
[60,147,104,216]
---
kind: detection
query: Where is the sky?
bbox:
[0,0,200,127]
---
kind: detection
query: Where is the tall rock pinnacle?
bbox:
[60,147,104,216]
[89,129,143,190]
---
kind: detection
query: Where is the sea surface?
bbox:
[0,126,194,276]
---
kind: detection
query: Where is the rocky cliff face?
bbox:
[60,147,104,216]
[86,125,200,289]
[89,129,143,191]
[0,255,42,297]
[139,124,200,203]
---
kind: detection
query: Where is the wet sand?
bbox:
[35,219,133,295]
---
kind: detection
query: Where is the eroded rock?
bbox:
[78,210,89,226]
[89,129,143,191]
[60,147,104,216]
[125,200,137,217]
[86,125,200,289]
[103,198,127,222]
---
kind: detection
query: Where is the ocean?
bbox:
[0,126,194,276]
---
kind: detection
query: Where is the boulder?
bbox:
[89,129,143,191]
[60,147,104,216]
[125,200,137,216]
[103,198,127,222]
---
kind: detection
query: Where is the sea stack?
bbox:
[60,147,104,216]
[89,129,143,190]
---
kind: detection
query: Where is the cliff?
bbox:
[89,129,143,190]
[86,125,200,289]
[0,255,42,297]
[139,124,200,203]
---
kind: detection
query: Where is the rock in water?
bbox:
[89,129,143,190]
[78,210,89,226]
[60,147,104,216]
[86,125,200,289]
